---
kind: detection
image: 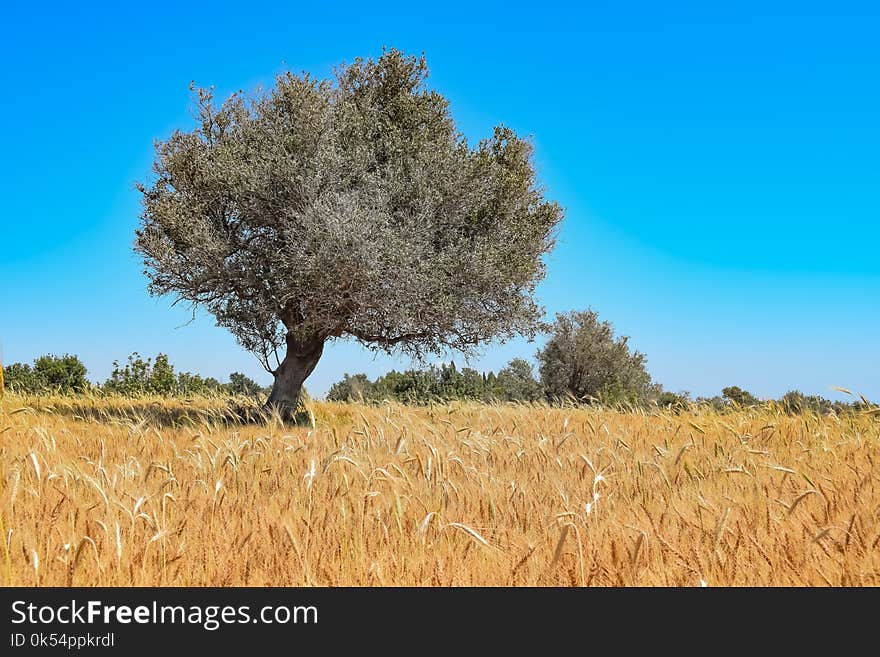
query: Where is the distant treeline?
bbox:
[676,386,872,416]
[690,385,872,416]
[328,359,544,404]
[1,351,871,416]
[326,365,870,415]
[2,340,873,417]
[325,309,875,415]
[1,353,268,398]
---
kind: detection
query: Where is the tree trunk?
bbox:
[264,334,324,422]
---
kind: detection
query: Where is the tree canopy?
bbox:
[721,386,760,407]
[135,48,563,416]
[2,354,89,394]
[537,309,656,405]
[326,359,543,404]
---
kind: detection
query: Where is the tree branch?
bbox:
[347,328,433,346]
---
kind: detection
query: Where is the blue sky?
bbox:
[1,1,878,400]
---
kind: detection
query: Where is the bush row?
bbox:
[2,353,267,398]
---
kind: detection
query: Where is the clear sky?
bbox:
[1,1,878,401]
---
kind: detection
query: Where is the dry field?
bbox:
[1,393,878,586]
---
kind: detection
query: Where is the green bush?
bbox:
[657,390,691,411]
[722,386,760,407]
[3,354,89,394]
[176,372,224,396]
[103,353,154,395]
[779,390,834,415]
[103,353,264,398]
[3,362,42,394]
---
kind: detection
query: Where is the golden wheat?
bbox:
[0,393,877,586]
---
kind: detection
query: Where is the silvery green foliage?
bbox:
[135,49,562,374]
[538,310,654,405]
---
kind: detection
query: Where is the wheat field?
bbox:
[1,393,878,586]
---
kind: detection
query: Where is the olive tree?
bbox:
[537,310,654,405]
[135,49,563,418]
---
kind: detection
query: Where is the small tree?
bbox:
[456,367,487,400]
[697,395,727,412]
[537,310,654,405]
[780,390,833,415]
[176,371,212,396]
[135,49,562,419]
[104,353,156,395]
[4,363,29,394]
[657,390,691,412]
[722,386,759,407]
[3,355,89,395]
[496,358,543,402]
[148,354,176,395]
[3,362,42,394]
[327,373,375,402]
[33,355,89,394]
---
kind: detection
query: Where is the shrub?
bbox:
[103,353,154,395]
[176,372,223,396]
[3,354,89,394]
[696,395,727,412]
[780,390,833,415]
[722,386,760,407]
[657,390,691,411]
[3,363,41,394]
[148,354,176,395]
